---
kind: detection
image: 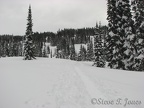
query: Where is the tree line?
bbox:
[0,26,107,57]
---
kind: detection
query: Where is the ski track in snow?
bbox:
[0,57,144,108]
[74,63,122,108]
[75,62,144,108]
[74,66,111,108]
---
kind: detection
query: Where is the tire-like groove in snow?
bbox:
[74,66,111,108]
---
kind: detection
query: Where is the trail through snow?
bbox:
[0,57,143,108]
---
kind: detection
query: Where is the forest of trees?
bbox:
[0,26,107,58]
[106,0,144,71]
[0,0,144,71]
[0,35,23,57]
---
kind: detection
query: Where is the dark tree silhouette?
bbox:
[24,5,35,60]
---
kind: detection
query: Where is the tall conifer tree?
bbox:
[107,0,136,70]
[93,24,105,67]
[24,5,35,60]
[86,39,94,61]
[106,0,119,67]
[70,38,76,60]
[117,0,136,70]
[132,0,144,71]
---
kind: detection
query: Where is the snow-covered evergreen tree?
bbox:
[107,0,136,70]
[132,0,144,71]
[82,46,87,61]
[24,5,35,60]
[50,49,52,58]
[106,0,125,69]
[65,44,70,59]
[77,45,83,61]
[47,45,50,57]
[78,45,87,61]
[86,39,94,61]
[117,0,136,70]
[70,38,76,60]
[106,0,118,65]
[93,25,105,67]
[42,42,47,57]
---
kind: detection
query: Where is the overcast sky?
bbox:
[0,0,107,35]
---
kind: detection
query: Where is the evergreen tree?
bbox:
[42,42,47,57]
[78,45,86,61]
[93,25,105,67]
[106,0,121,68]
[50,49,53,58]
[70,38,76,60]
[117,0,136,70]
[77,45,83,61]
[107,0,136,70]
[8,36,14,57]
[86,39,94,61]
[82,46,87,61]
[47,46,50,54]
[65,44,70,59]
[132,0,144,71]
[23,5,35,60]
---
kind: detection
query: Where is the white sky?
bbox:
[0,0,108,35]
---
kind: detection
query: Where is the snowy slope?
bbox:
[0,57,144,108]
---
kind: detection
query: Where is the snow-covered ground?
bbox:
[0,57,144,108]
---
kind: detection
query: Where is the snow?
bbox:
[74,44,87,54]
[44,42,57,57]
[137,54,144,59]
[140,21,144,28]
[0,57,144,108]
[129,34,135,41]
[109,31,115,36]
[90,36,95,47]
[122,16,128,20]
[139,39,143,44]
[49,46,57,57]
[45,42,51,46]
